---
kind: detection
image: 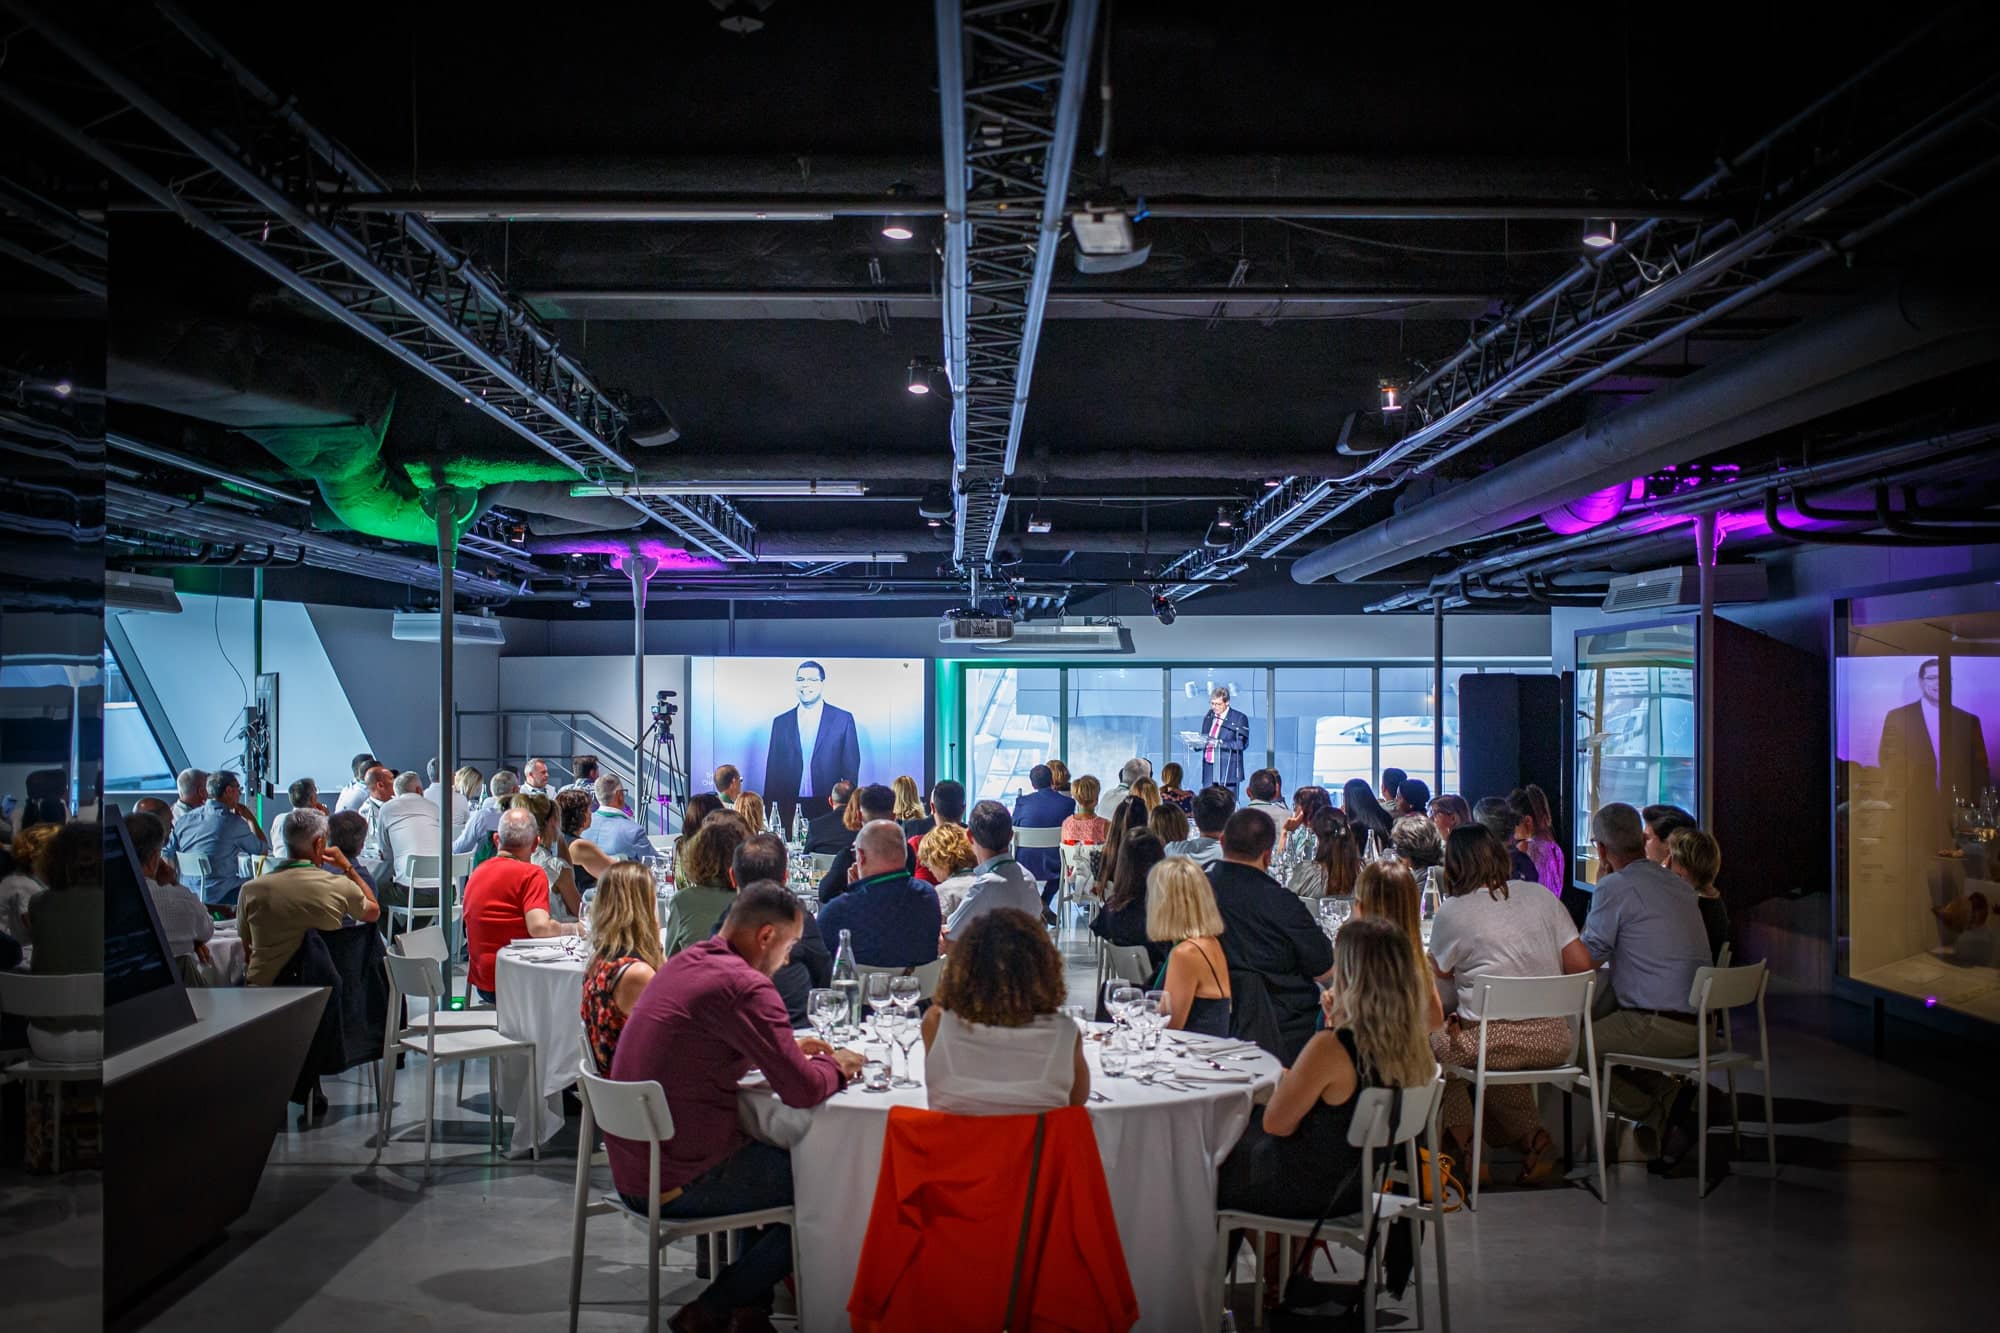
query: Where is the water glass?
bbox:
[862,1058,891,1093]
[1099,1031,1131,1078]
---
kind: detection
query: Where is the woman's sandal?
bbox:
[1517,1130,1563,1187]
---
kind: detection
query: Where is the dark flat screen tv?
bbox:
[104,802,197,1056]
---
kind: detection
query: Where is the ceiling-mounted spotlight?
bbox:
[625,396,680,448]
[507,522,527,547]
[1582,217,1619,249]
[1215,506,1237,530]
[880,182,918,241]
[1071,192,1153,275]
[906,358,938,395]
[1152,591,1178,626]
[1203,509,1235,549]
[1379,380,1404,413]
[1026,515,1052,534]
[917,486,953,529]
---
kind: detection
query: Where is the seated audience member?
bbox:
[333,753,375,813]
[0,822,57,944]
[1046,758,1072,795]
[519,756,557,801]
[586,773,656,863]
[1510,784,1564,892]
[713,763,744,810]
[815,821,942,968]
[942,801,1044,948]
[923,908,1089,1114]
[671,792,726,871]
[1281,785,1331,861]
[172,766,209,822]
[1128,776,1163,814]
[1474,796,1541,884]
[1149,803,1191,846]
[454,765,487,825]
[1390,814,1444,891]
[1353,860,1445,1031]
[1217,917,1434,1225]
[1148,856,1232,1037]
[580,861,664,1075]
[736,833,829,1026]
[1165,785,1234,867]
[817,784,913,903]
[1427,793,1471,840]
[1090,830,1169,974]
[1011,763,1077,914]
[1380,768,1409,818]
[12,770,68,840]
[1060,774,1110,846]
[607,884,862,1327]
[1427,823,1594,1178]
[239,809,381,987]
[806,780,858,854]
[919,823,979,915]
[1287,807,1360,901]
[463,808,580,1001]
[1101,756,1151,814]
[1158,761,1193,812]
[269,777,324,848]
[324,810,371,868]
[565,754,600,794]
[1583,803,1714,1172]
[355,766,395,863]
[167,769,269,906]
[890,775,925,824]
[452,768,520,856]
[513,793,580,919]
[665,813,752,955]
[126,812,212,962]
[902,777,965,843]
[1208,808,1335,1060]
[1642,803,1699,866]
[25,824,105,1064]
[1666,827,1732,964]
[1340,778,1396,857]
[419,760,472,836]
[734,791,767,837]
[1093,796,1150,897]
[1396,777,1432,818]
[375,771,442,901]
[132,794,175,831]
[556,789,602,891]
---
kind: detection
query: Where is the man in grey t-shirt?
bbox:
[942,801,1044,946]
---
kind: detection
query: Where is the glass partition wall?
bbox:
[963,660,1542,803]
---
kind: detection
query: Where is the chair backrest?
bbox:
[578,1066,676,1143]
[185,852,216,878]
[383,951,445,1003]
[1103,943,1154,986]
[400,852,442,886]
[235,852,260,879]
[1014,825,1062,849]
[1470,972,1594,1023]
[1715,941,1733,968]
[1346,1072,1443,1149]
[396,925,449,963]
[810,852,835,876]
[647,834,676,853]
[856,957,946,999]
[1690,961,1767,1013]
[0,971,101,1019]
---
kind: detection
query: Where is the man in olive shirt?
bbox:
[240,808,380,986]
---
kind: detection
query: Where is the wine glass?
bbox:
[891,1010,923,1089]
[1140,990,1173,1067]
[1108,983,1143,1034]
[862,973,894,1039]
[808,987,843,1047]
[888,974,922,1017]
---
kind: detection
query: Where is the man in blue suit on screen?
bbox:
[1011,763,1076,920]
[763,660,860,830]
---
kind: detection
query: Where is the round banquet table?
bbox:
[202,926,247,987]
[738,1026,1280,1333]
[494,937,596,1155]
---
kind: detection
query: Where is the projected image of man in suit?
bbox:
[1878,657,1993,814]
[763,660,861,829]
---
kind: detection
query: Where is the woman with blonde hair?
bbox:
[1128,776,1162,813]
[1146,856,1231,1036]
[1666,826,1731,963]
[454,765,486,805]
[919,822,979,916]
[1217,917,1435,1224]
[733,790,767,837]
[1353,859,1445,1031]
[579,861,666,1074]
[1061,774,1108,845]
[890,775,924,823]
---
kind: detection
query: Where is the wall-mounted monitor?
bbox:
[105,802,197,1055]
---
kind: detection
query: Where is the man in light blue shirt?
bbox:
[166,769,268,906]
[1582,802,1713,1153]
[585,773,657,863]
[452,769,520,856]
[943,802,1044,946]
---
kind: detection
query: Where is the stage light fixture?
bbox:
[916,486,954,521]
[1026,515,1052,534]
[1202,512,1234,549]
[1215,506,1237,530]
[626,396,681,448]
[880,182,918,241]
[1582,217,1619,249]
[1379,380,1404,413]
[906,358,937,395]
[1152,592,1178,625]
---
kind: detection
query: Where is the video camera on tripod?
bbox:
[652,689,679,725]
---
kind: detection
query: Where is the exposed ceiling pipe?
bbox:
[1292,276,2000,585]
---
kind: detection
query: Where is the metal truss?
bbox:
[0,0,754,563]
[0,176,106,299]
[1159,12,2000,602]
[935,0,1100,573]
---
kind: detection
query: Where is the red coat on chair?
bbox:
[848,1105,1139,1332]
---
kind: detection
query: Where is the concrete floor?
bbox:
[42,930,1999,1331]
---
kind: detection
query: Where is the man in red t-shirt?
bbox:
[463,807,578,1001]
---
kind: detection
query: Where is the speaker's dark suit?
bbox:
[764,702,860,830]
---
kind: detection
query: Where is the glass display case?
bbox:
[1572,620,1698,887]
[1835,578,2000,1025]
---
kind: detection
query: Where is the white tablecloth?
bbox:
[494,941,592,1155]
[739,1028,1279,1332]
[203,928,247,987]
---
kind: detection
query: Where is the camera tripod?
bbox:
[637,707,689,836]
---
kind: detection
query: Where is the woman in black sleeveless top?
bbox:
[1147,855,1234,1037]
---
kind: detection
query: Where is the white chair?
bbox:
[386,852,457,943]
[1438,972,1606,1209]
[1217,1073,1450,1333]
[382,925,500,1108]
[1058,840,1101,927]
[1600,961,1775,1197]
[568,1060,801,1333]
[0,972,102,1175]
[379,953,541,1175]
[1014,825,1061,852]
[855,958,945,1001]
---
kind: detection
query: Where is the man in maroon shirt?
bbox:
[608,881,862,1332]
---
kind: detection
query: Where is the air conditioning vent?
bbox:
[391,612,507,645]
[106,571,182,614]
[1601,563,1766,614]
[969,621,1132,654]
